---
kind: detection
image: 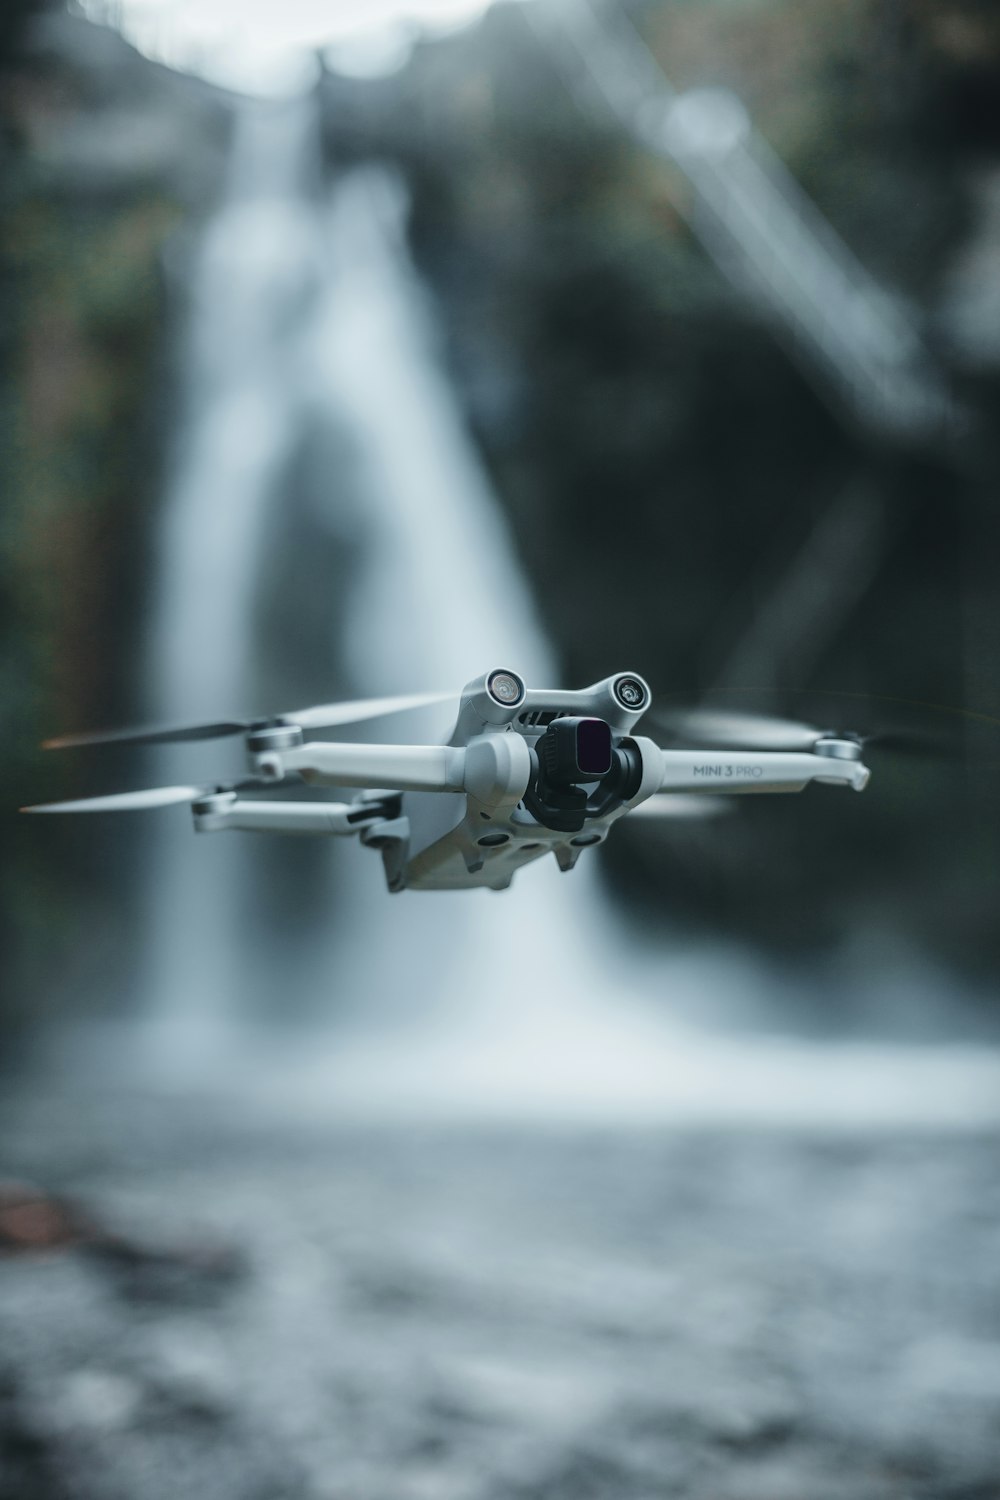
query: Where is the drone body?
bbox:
[27,668,871,895]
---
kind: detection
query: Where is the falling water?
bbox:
[142,96,326,1039]
[139,95,740,1078]
[134,94,1000,1125]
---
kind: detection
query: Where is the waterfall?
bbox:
[131,93,1000,1126]
[297,167,761,1068]
[138,94,733,1078]
[142,96,326,1043]
[300,169,605,1029]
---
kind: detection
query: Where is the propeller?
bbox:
[21,777,295,815]
[652,708,824,753]
[649,692,970,760]
[42,690,455,751]
[628,795,734,820]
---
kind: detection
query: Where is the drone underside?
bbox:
[26,668,872,895]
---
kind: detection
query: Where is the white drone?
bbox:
[25,669,870,893]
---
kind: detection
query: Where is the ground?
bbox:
[1,1078,999,1500]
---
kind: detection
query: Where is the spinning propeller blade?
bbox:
[43,722,250,751]
[42,690,455,751]
[285,690,454,731]
[629,795,734,820]
[22,776,297,814]
[650,690,973,760]
[23,785,209,813]
[652,708,822,752]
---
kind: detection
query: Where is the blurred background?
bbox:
[2,1,1000,1496]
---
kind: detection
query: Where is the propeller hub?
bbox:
[191,790,239,833]
[814,736,864,762]
[246,722,304,753]
[191,790,238,812]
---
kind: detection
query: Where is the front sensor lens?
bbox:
[614,676,646,710]
[488,670,523,706]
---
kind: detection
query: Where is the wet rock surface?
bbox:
[1,1083,999,1500]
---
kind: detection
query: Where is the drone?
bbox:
[24,668,871,893]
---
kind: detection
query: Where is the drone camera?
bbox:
[525,716,639,832]
[537,717,612,788]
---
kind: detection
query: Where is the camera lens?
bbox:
[614,676,647,710]
[576,719,612,776]
[487,670,524,706]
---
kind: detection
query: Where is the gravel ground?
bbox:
[1,1079,999,1500]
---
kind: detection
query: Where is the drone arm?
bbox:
[192,796,386,836]
[253,734,532,806]
[255,742,467,793]
[654,747,870,794]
